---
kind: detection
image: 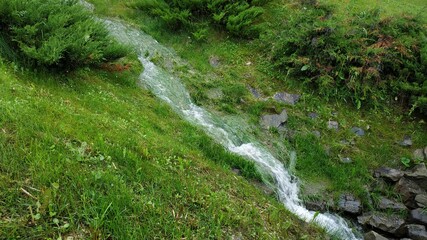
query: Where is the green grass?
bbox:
[89,0,427,208]
[0,58,326,239]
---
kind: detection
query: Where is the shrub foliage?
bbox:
[132,0,268,38]
[266,4,427,113]
[0,0,128,69]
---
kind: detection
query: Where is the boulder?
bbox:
[364,231,388,240]
[358,212,405,235]
[410,208,427,225]
[338,194,361,214]
[351,127,365,136]
[378,197,407,211]
[327,120,339,131]
[260,110,288,129]
[405,164,427,191]
[374,167,404,182]
[415,194,427,208]
[273,92,300,105]
[395,178,424,209]
[406,224,427,240]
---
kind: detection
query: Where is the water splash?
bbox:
[102,18,360,239]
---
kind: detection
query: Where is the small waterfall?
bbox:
[101,18,360,239]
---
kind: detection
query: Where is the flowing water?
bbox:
[99,16,360,240]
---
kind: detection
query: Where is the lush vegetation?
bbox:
[0,0,128,69]
[132,0,269,39]
[265,2,427,113]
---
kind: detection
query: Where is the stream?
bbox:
[98,14,360,240]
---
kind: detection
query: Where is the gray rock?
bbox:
[209,56,220,67]
[400,135,413,147]
[374,167,404,182]
[338,194,361,214]
[405,164,427,191]
[308,112,319,119]
[312,130,321,138]
[327,121,339,131]
[415,194,427,208]
[378,197,407,211]
[424,146,427,159]
[305,201,326,212]
[395,178,425,209]
[273,92,300,105]
[206,88,223,100]
[340,157,353,164]
[260,110,288,129]
[248,87,261,99]
[410,208,427,225]
[358,212,406,235]
[414,149,426,161]
[351,127,365,136]
[364,231,389,240]
[406,224,427,240]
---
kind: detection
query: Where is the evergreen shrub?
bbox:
[266,4,427,113]
[0,0,128,69]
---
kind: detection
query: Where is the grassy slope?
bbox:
[98,0,427,206]
[0,59,325,239]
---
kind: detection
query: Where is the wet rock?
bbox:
[305,201,326,212]
[209,56,220,67]
[273,92,300,105]
[248,87,261,99]
[206,88,223,100]
[410,208,427,225]
[395,178,424,209]
[400,135,413,147]
[340,157,353,164]
[308,112,319,119]
[378,197,407,211]
[327,121,339,131]
[351,127,365,136]
[364,231,388,240]
[338,194,361,214]
[414,149,426,161]
[260,109,288,129]
[406,224,427,240]
[374,167,404,182]
[415,194,427,207]
[358,212,405,235]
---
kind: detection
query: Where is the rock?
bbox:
[364,231,389,240]
[308,112,319,119]
[260,110,288,129]
[340,157,353,164]
[378,197,407,211]
[351,127,365,136]
[338,194,361,214]
[358,212,405,235]
[209,56,220,67]
[312,130,321,138]
[406,224,427,240]
[424,146,427,159]
[415,194,427,207]
[414,149,426,161]
[327,121,339,131]
[273,92,300,105]
[305,201,326,212]
[206,88,223,100]
[410,208,427,225]
[405,164,427,191]
[400,135,413,147]
[248,87,261,99]
[374,167,404,182]
[395,178,425,209]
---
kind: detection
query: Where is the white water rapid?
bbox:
[101,17,361,239]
